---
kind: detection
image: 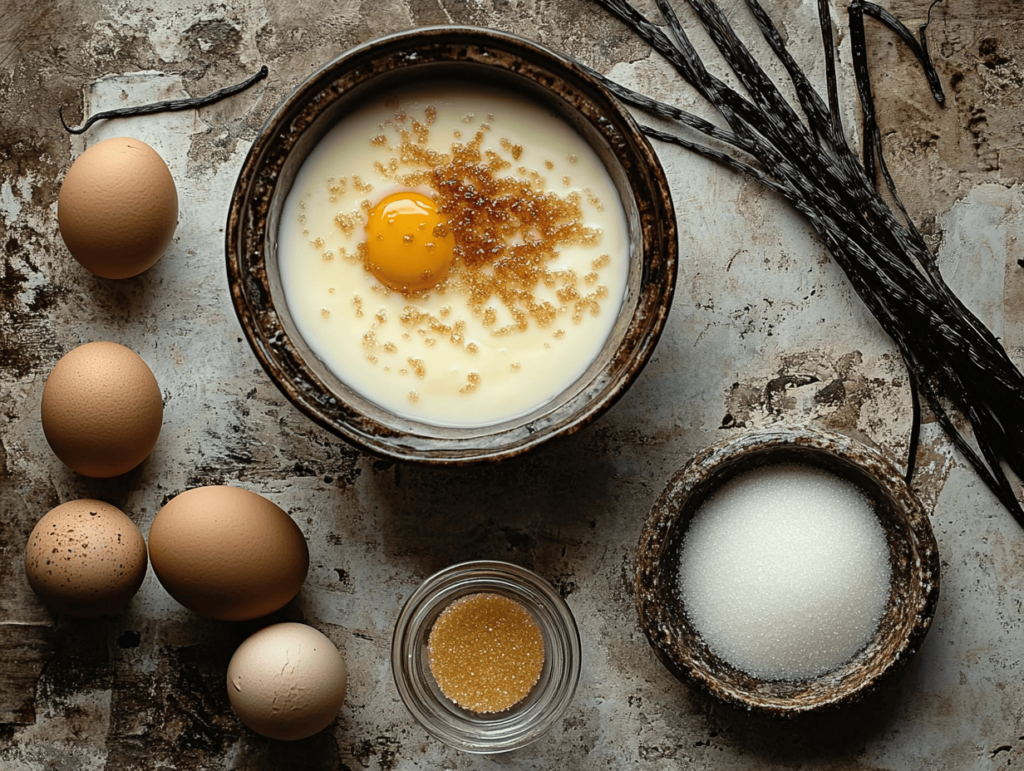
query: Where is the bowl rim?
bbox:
[635,425,941,716]
[225,25,678,465]
[390,559,582,753]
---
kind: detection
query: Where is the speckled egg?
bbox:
[25,499,148,617]
[147,486,309,621]
[227,622,347,741]
[41,341,163,479]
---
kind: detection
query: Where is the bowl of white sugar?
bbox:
[636,426,939,716]
[226,27,677,463]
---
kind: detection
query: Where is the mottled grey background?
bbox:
[1,0,1022,769]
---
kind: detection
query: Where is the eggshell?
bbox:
[41,341,163,478]
[227,622,347,741]
[25,499,148,617]
[58,136,178,279]
[148,486,309,621]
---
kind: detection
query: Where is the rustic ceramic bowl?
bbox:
[391,561,582,753]
[225,26,677,464]
[636,426,940,716]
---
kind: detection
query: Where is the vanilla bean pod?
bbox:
[576,61,804,199]
[741,0,940,274]
[624,0,880,230]
[849,2,882,192]
[60,65,269,134]
[739,0,834,147]
[640,125,794,196]
[849,0,949,283]
[678,0,830,167]
[576,63,761,158]
[918,0,946,72]
[862,1,945,104]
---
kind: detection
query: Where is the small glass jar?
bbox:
[391,560,582,753]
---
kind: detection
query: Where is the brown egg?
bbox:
[41,341,163,478]
[227,622,347,741]
[25,499,148,617]
[58,136,178,279]
[148,486,310,621]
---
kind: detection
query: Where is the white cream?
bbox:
[278,81,629,427]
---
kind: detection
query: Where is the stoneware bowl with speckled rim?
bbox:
[636,426,940,716]
[225,26,677,464]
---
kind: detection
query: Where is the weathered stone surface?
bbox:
[1,0,1022,768]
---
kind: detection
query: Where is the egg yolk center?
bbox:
[365,191,456,292]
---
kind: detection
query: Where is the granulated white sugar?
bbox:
[677,462,891,681]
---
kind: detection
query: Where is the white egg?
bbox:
[227,622,347,741]
[278,80,629,427]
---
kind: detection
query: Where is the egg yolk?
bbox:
[365,191,456,291]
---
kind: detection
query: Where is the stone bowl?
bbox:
[225,26,677,464]
[636,426,940,716]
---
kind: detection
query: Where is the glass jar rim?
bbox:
[391,560,582,753]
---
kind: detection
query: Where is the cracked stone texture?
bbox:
[1,0,1022,769]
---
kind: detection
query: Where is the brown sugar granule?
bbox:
[334,210,362,236]
[427,592,545,714]
[328,177,347,197]
[458,372,481,394]
[407,357,426,378]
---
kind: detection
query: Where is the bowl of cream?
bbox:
[226,26,677,463]
[636,426,940,715]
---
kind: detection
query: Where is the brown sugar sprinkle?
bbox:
[500,137,523,161]
[427,593,545,714]
[334,211,362,236]
[374,158,400,176]
[370,109,608,341]
[459,372,481,394]
[408,357,426,378]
